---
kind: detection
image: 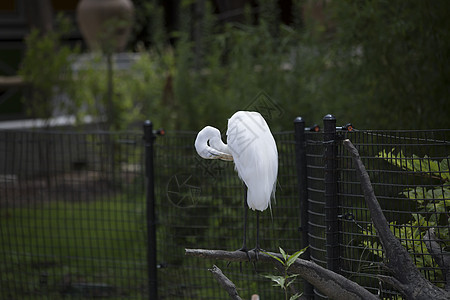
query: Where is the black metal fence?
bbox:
[0,130,148,298]
[1,117,449,299]
[296,117,449,299]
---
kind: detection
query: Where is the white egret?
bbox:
[195,111,278,255]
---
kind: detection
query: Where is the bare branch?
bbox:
[343,139,450,299]
[186,248,378,300]
[424,228,450,291]
[209,265,242,300]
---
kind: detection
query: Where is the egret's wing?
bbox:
[227,111,278,211]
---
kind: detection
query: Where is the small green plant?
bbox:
[263,247,307,300]
[19,14,79,120]
[362,150,449,286]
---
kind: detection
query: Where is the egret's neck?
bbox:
[195,126,233,161]
[209,136,230,155]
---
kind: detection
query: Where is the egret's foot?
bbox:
[236,246,252,261]
[226,247,251,269]
[248,247,264,272]
[225,247,251,272]
[250,246,263,261]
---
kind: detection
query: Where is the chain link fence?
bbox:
[1,120,449,299]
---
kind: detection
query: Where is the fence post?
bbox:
[294,117,314,299]
[323,114,340,273]
[143,120,157,300]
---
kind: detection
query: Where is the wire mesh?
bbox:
[1,127,448,299]
[303,131,329,298]
[154,131,303,299]
[0,130,147,299]
[337,129,450,298]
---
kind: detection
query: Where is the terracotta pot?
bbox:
[76,0,135,52]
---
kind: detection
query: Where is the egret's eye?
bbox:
[207,139,211,147]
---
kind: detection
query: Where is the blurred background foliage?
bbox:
[19,0,450,131]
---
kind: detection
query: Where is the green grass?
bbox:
[0,197,147,299]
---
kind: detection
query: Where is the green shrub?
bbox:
[362,150,449,286]
[19,1,450,131]
[19,14,79,120]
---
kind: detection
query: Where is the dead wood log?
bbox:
[186,249,378,300]
[343,139,449,299]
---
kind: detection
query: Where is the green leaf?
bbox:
[262,274,285,288]
[279,247,288,262]
[262,251,284,265]
[290,293,303,300]
[286,247,308,268]
[440,158,450,181]
[285,274,300,288]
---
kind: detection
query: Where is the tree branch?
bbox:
[343,139,449,299]
[186,248,378,300]
[424,228,450,291]
[185,140,449,300]
[209,265,242,300]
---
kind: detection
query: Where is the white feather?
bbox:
[194,126,233,161]
[226,111,278,211]
[194,111,278,212]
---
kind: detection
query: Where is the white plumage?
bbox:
[194,111,278,211]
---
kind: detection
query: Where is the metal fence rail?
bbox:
[1,119,448,299]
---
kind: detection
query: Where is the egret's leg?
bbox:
[238,186,248,252]
[252,211,261,260]
[256,211,260,250]
[240,202,248,251]
[237,186,251,262]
